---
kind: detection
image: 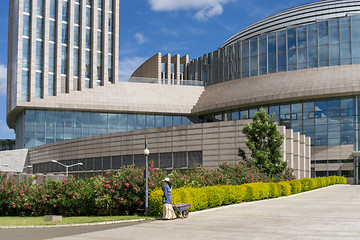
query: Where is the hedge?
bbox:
[149,176,347,216]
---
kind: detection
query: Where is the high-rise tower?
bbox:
[7,0,119,148]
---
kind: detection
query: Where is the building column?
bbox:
[293,132,300,179]
[300,135,306,179]
[91,0,98,87]
[55,0,63,95]
[286,129,294,170]
[180,55,189,84]
[113,0,119,83]
[79,0,86,90]
[68,0,75,92]
[43,0,50,98]
[305,137,311,178]
[102,0,109,84]
[171,54,180,85]
[30,0,38,100]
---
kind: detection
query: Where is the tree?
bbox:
[238,109,287,178]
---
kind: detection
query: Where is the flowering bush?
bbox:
[219,160,295,184]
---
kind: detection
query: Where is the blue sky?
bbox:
[0,0,314,139]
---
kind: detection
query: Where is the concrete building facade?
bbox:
[29,120,311,179]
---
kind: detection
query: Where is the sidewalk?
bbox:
[47,185,360,240]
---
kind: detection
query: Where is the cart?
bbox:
[172,203,191,218]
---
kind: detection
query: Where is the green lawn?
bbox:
[0,216,154,226]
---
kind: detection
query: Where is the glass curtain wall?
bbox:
[199,97,356,147]
[189,15,360,86]
[23,110,193,148]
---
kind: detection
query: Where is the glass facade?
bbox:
[23,109,193,148]
[190,15,360,86]
[19,0,116,100]
[199,96,356,147]
[0,140,15,151]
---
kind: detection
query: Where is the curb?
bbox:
[0,218,154,229]
[189,184,344,216]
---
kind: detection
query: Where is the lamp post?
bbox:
[144,139,150,216]
[51,160,83,176]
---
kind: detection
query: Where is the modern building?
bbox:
[7,0,119,148]
[6,0,360,183]
[0,139,15,151]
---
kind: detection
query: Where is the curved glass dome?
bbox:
[188,13,360,86]
[222,0,360,47]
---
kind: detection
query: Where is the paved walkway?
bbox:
[0,221,146,240]
[39,185,360,239]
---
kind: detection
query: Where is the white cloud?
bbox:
[0,65,7,97]
[119,56,149,82]
[148,0,234,22]
[134,32,146,45]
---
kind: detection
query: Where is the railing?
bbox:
[129,77,204,86]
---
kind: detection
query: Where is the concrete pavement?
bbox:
[46,185,360,239]
[0,221,146,240]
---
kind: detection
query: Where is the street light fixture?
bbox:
[51,160,83,176]
[144,139,150,216]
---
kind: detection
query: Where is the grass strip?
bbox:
[0,215,153,226]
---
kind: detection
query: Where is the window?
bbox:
[36,17,44,39]
[35,72,43,99]
[242,40,249,77]
[108,56,113,83]
[86,7,91,27]
[74,48,80,77]
[49,43,56,73]
[36,41,43,71]
[86,29,91,49]
[74,26,80,47]
[108,12,113,32]
[23,15,31,37]
[22,38,30,69]
[37,0,44,16]
[98,0,103,9]
[61,46,68,75]
[108,34,113,53]
[22,71,30,102]
[49,21,56,42]
[97,53,102,80]
[50,0,56,19]
[48,74,55,96]
[62,1,68,22]
[74,4,80,25]
[85,50,91,79]
[24,0,32,13]
[62,23,68,44]
[250,38,258,76]
[98,10,102,29]
[97,31,102,51]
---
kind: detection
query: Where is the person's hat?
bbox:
[162,177,170,182]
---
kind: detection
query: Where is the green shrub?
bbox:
[203,186,225,208]
[149,189,163,216]
[268,182,281,198]
[148,176,346,216]
[290,180,302,194]
[277,182,291,196]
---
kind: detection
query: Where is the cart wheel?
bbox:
[182,210,189,218]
